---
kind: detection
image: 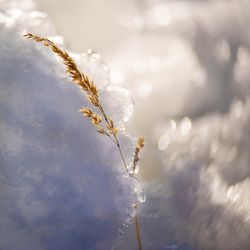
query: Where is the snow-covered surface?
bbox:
[0,1,140,249]
[2,0,250,249]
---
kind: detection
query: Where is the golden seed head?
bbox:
[91,113,102,125]
[23,33,145,183]
[106,119,118,135]
[97,128,106,134]
[87,95,99,107]
[137,137,145,149]
[23,33,99,108]
[79,108,92,117]
[132,136,145,174]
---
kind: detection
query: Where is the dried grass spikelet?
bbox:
[23,33,145,250]
[23,33,118,137]
[23,33,99,107]
[133,137,145,173]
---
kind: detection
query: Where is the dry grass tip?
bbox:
[23,33,145,250]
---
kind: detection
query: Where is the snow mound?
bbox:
[0,1,140,249]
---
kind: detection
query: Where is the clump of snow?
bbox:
[0,1,141,250]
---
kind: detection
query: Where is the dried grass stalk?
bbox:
[23,33,145,250]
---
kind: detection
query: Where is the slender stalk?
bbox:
[112,134,143,250]
[134,214,142,250]
[113,135,129,173]
[106,134,117,145]
[97,101,143,250]
[23,33,144,250]
[98,104,109,123]
[97,103,131,174]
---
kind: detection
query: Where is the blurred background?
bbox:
[35,0,250,249]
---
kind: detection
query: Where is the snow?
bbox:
[0,1,140,250]
[1,0,250,249]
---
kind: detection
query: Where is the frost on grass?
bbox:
[0,1,139,250]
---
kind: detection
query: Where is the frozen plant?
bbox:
[0,1,146,249]
[23,33,146,250]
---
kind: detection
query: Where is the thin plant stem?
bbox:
[112,134,143,250]
[23,33,144,250]
[114,135,129,173]
[106,134,117,145]
[134,214,142,250]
